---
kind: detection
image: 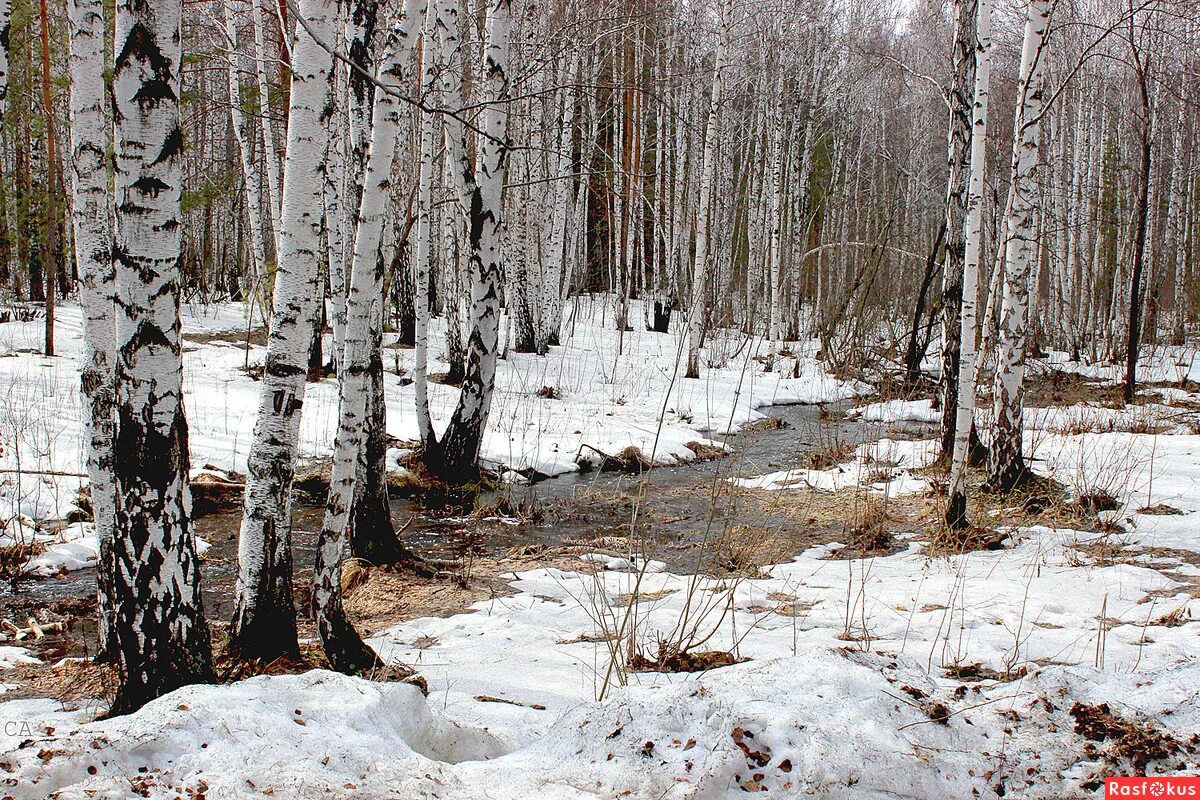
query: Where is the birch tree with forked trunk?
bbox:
[107,0,214,714]
[987,0,1051,494]
[313,0,426,674]
[68,0,115,659]
[417,0,512,484]
[945,0,992,531]
[229,0,339,663]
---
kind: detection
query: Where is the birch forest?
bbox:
[0,0,1199,796]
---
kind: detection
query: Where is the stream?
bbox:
[2,401,935,640]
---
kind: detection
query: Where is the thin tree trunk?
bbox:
[229,0,340,662]
[945,0,991,530]
[38,0,57,357]
[68,0,115,659]
[685,41,724,380]
[313,12,422,673]
[939,0,976,461]
[987,0,1050,492]
[427,0,511,483]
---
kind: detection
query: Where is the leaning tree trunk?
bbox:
[428,0,511,483]
[229,0,339,663]
[68,0,115,659]
[685,42,725,380]
[313,0,424,671]
[939,0,977,461]
[108,0,214,714]
[987,0,1050,493]
[945,0,992,530]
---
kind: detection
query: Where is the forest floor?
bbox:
[0,300,1199,798]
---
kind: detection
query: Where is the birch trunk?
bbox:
[229,0,339,662]
[412,0,442,449]
[939,0,976,460]
[250,0,282,237]
[68,0,115,658]
[945,0,991,530]
[109,0,214,713]
[428,0,511,482]
[314,10,422,671]
[222,0,269,285]
[987,0,1050,493]
[685,42,725,380]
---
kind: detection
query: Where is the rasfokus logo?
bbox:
[1107,777,1200,797]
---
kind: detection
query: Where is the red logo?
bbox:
[1107,778,1200,798]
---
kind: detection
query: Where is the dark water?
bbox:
[3,401,925,628]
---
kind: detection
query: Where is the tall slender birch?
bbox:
[685,40,725,380]
[222,0,270,285]
[69,0,115,658]
[229,0,339,662]
[426,0,511,482]
[108,0,214,714]
[945,0,992,530]
[314,3,423,671]
[939,0,977,461]
[250,0,282,235]
[987,0,1050,493]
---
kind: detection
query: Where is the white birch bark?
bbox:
[221,0,269,285]
[229,0,339,661]
[945,0,992,529]
[685,41,725,380]
[314,21,409,674]
[412,0,442,448]
[433,0,511,479]
[987,0,1050,492]
[0,0,9,116]
[68,0,115,657]
[109,0,213,713]
[250,0,282,243]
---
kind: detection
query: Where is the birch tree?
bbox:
[229,0,339,662]
[0,0,8,118]
[420,0,511,483]
[685,39,725,380]
[221,0,270,286]
[945,0,992,530]
[987,0,1051,493]
[69,0,115,658]
[939,0,977,461]
[313,1,424,672]
[108,0,214,713]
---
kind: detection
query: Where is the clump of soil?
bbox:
[847,500,895,554]
[586,445,651,474]
[804,440,854,470]
[684,441,728,461]
[190,468,246,517]
[925,524,1009,556]
[628,642,741,673]
[1070,701,1196,774]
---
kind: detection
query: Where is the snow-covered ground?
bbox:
[0,300,867,528]
[1,304,1198,798]
[2,510,1197,798]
